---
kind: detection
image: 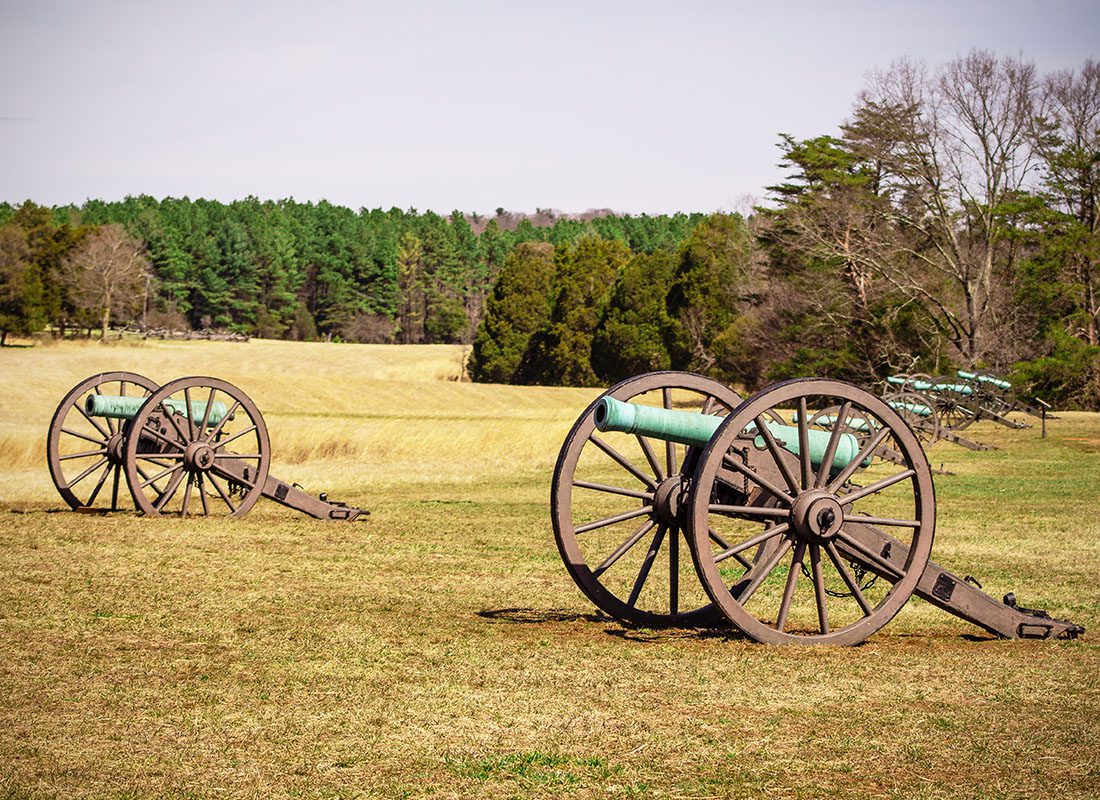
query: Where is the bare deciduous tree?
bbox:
[61,224,152,339]
[859,51,1039,365]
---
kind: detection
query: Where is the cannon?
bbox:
[955,369,1057,422]
[552,372,1082,645]
[879,383,993,452]
[885,371,1051,436]
[47,372,365,520]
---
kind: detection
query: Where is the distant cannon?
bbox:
[885,371,1054,440]
[47,372,365,520]
[552,371,1082,645]
[955,369,1056,422]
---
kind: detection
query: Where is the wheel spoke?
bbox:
[810,543,829,634]
[708,504,790,519]
[215,424,258,451]
[207,473,237,514]
[198,474,211,515]
[94,386,117,436]
[160,404,192,446]
[59,448,107,461]
[824,542,873,617]
[574,505,654,534]
[592,519,657,578]
[139,424,186,451]
[713,522,790,563]
[213,452,262,459]
[590,434,658,490]
[183,387,197,441]
[572,480,653,501]
[708,527,752,569]
[180,476,194,518]
[844,514,921,528]
[775,541,806,632]
[64,457,108,489]
[701,395,716,416]
[153,470,186,511]
[721,454,793,506]
[635,435,665,483]
[827,425,892,493]
[662,388,678,476]
[61,426,105,446]
[77,404,111,439]
[110,465,122,510]
[626,525,666,608]
[84,461,113,506]
[834,529,902,581]
[797,397,812,489]
[814,401,851,488]
[734,537,793,606]
[839,469,915,506]
[140,463,182,489]
[754,414,800,495]
[205,400,241,442]
[669,525,679,615]
[197,388,217,441]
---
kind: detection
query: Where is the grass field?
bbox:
[1,338,1098,799]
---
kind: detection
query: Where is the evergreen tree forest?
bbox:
[1,52,1097,407]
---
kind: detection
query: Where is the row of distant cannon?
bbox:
[877,369,1052,453]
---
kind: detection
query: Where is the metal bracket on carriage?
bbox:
[1001,592,1084,640]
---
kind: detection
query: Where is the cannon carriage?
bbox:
[883,371,1053,446]
[47,372,365,521]
[552,372,1081,645]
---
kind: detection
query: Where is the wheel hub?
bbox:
[653,476,687,527]
[790,490,843,542]
[106,432,126,465]
[183,441,215,472]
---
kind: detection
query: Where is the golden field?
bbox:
[1,338,1098,799]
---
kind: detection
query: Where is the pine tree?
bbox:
[468,242,556,382]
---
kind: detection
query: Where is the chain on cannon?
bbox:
[46,372,366,520]
[551,371,1083,645]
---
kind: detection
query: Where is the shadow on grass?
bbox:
[475,605,1042,646]
[477,607,607,624]
[603,625,742,643]
[476,607,748,642]
[5,507,121,515]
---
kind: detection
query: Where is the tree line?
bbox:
[469,51,1100,409]
[1,50,1096,407]
[0,197,705,345]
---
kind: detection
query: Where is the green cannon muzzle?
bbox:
[957,370,1011,390]
[887,375,973,395]
[594,396,871,472]
[85,394,229,425]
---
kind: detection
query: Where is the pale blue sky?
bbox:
[1,0,1096,213]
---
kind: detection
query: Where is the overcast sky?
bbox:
[1,0,1097,214]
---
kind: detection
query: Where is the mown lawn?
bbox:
[1,339,1098,799]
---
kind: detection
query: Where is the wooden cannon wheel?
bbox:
[123,376,272,517]
[686,379,936,645]
[973,369,1017,415]
[928,375,978,431]
[551,371,747,628]
[46,371,160,511]
[880,390,941,445]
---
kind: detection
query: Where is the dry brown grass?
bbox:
[1,340,1099,799]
